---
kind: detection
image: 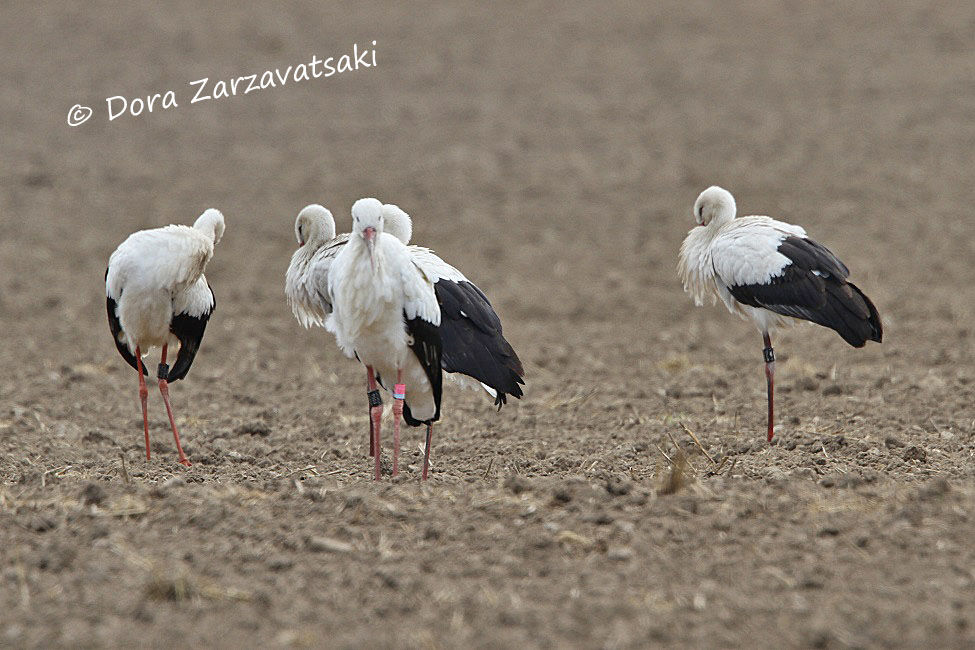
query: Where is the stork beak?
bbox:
[363,227,376,269]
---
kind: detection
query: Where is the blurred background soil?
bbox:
[1,1,973,647]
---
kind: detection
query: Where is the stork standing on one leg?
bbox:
[105,209,225,465]
[678,186,882,441]
[327,198,524,480]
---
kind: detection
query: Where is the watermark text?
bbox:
[68,41,377,126]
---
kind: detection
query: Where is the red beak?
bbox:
[363,227,376,269]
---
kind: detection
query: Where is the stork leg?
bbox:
[135,347,151,461]
[157,344,191,467]
[763,332,775,442]
[391,370,404,477]
[366,372,379,458]
[366,366,382,480]
[422,422,433,481]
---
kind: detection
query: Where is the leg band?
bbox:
[157,362,170,381]
[763,347,775,363]
[393,383,406,400]
[368,389,382,407]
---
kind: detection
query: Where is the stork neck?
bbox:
[711,212,734,228]
[305,226,330,249]
[193,209,225,244]
[690,221,722,245]
[352,234,386,273]
[702,210,737,239]
[384,212,412,244]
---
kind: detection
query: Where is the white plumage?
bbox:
[107,209,222,353]
[678,186,881,441]
[285,203,413,332]
[409,245,468,284]
[105,208,225,466]
[327,198,440,479]
[329,200,441,414]
[679,187,809,334]
[285,201,448,465]
[313,197,525,480]
[285,205,344,329]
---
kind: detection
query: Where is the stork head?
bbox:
[294,204,336,248]
[382,203,412,244]
[194,209,226,244]
[351,197,385,269]
[693,186,736,227]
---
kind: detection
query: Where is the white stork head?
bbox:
[693,186,736,227]
[382,203,412,244]
[351,197,385,269]
[294,204,336,247]
[194,208,226,244]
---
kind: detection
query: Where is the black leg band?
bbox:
[367,389,382,408]
[763,347,775,363]
[157,362,170,381]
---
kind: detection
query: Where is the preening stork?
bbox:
[285,203,413,329]
[284,202,413,456]
[105,209,225,466]
[327,198,524,480]
[678,186,882,441]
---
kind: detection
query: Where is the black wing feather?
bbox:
[727,236,882,347]
[401,312,443,426]
[167,284,215,381]
[105,268,147,375]
[106,296,147,375]
[435,280,525,406]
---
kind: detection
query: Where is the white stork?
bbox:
[327,198,524,480]
[284,202,413,456]
[105,208,225,466]
[285,203,413,328]
[678,186,882,441]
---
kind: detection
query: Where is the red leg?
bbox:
[391,370,404,477]
[367,366,382,480]
[366,372,376,458]
[422,422,433,481]
[158,344,191,466]
[763,332,775,442]
[135,347,150,461]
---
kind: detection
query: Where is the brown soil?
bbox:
[2,2,974,648]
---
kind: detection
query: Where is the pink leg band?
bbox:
[393,384,406,400]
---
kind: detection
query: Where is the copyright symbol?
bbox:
[67,104,93,127]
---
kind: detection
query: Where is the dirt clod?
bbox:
[80,482,106,506]
[885,435,906,448]
[504,475,531,494]
[902,446,927,463]
[144,575,195,602]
